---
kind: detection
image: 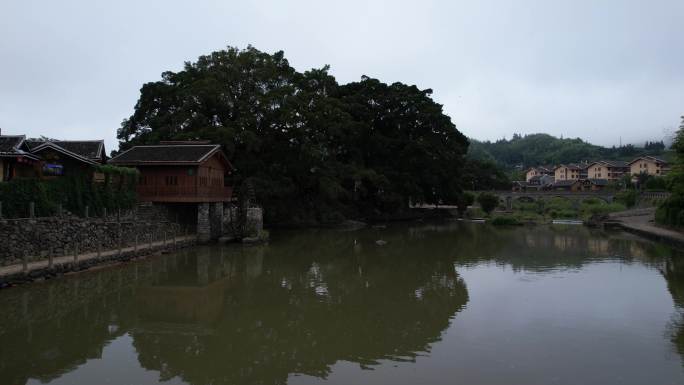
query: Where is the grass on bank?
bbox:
[464,195,628,225]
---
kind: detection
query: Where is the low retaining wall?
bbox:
[604,221,684,249]
[0,236,196,287]
[0,215,181,266]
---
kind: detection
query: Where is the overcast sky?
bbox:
[1,0,682,152]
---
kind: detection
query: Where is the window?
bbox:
[199,176,208,186]
[42,163,64,176]
[165,176,178,186]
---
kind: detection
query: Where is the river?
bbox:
[1,222,683,385]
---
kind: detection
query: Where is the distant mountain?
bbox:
[468,133,668,170]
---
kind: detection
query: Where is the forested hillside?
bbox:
[468,133,668,169]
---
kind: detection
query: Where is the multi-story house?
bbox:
[525,166,554,182]
[554,163,587,181]
[586,160,630,181]
[628,156,669,177]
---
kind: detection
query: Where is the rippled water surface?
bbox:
[2,222,684,385]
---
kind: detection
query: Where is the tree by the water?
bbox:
[117,46,470,225]
[657,116,684,226]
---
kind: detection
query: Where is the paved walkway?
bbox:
[0,235,197,278]
[607,208,684,247]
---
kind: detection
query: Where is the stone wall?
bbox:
[222,204,264,241]
[0,215,181,266]
[210,202,224,240]
[245,207,264,238]
[197,203,211,243]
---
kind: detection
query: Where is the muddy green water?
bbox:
[1,222,684,385]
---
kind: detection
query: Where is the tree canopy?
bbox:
[657,116,684,226]
[117,46,469,225]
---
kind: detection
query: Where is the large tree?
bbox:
[118,46,469,224]
[657,116,684,226]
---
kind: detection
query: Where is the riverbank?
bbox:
[603,208,684,248]
[0,235,197,288]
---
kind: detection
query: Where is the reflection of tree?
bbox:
[661,253,684,362]
[131,230,468,385]
[0,267,146,385]
[435,222,667,272]
[1,221,679,385]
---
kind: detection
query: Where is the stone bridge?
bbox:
[487,191,616,210]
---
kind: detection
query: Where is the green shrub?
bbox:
[465,207,485,219]
[645,176,667,191]
[0,166,138,218]
[549,209,577,219]
[615,190,638,208]
[477,192,500,215]
[514,201,538,212]
[583,202,626,216]
[657,193,684,227]
[0,179,54,217]
[545,197,573,212]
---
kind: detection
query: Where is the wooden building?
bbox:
[0,133,105,182]
[109,142,235,242]
[108,142,234,203]
[0,135,41,181]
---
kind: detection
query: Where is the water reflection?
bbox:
[661,255,684,364]
[0,222,682,385]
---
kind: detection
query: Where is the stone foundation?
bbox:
[197,203,211,242]
[221,204,264,241]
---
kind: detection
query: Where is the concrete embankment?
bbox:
[603,208,684,248]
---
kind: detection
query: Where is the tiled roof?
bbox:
[109,145,224,165]
[23,140,43,151]
[31,142,99,165]
[555,163,587,171]
[589,160,630,168]
[553,180,579,187]
[53,141,103,160]
[0,135,25,153]
[1,135,104,164]
[604,160,628,168]
[27,140,104,160]
[628,155,669,165]
[527,165,554,173]
[0,135,40,160]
